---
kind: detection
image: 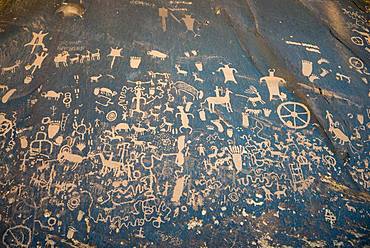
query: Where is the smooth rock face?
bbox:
[0,0,369,247]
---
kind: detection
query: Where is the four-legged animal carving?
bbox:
[54,51,70,68]
[206,88,233,113]
[1,60,21,74]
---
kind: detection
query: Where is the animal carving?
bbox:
[57,150,91,170]
[274,185,287,199]
[132,138,146,150]
[164,102,174,113]
[193,73,204,83]
[147,50,168,60]
[205,88,233,113]
[1,60,21,74]
[56,2,85,18]
[147,123,157,134]
[103,129,125,142]
[175,64,187,76]
[328,124,349,145]
[245,86,265,106]
[69,54,80,64]
[41,91,63,100]
[131,125,147,136]
[114,122,130,132]
[326,111,358,153]
[90,74,102,83]
[80,50,91,63]
[93,87,117,97]
[149,107,161,121]
[91,49,101,60]
[95,152,122,176]
[160,117,174,132]
[54,51,70,67]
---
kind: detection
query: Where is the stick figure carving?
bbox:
[25,52,48,74]
[24,31,48,53]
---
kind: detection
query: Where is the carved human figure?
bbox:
[217,64,238,84]
[25,51,48,74]
[259,69,287,101]
[24,31,48,53]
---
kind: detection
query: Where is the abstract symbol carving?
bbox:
[277,102,310,129]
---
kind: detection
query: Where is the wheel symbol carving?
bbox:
[277,101,310,129]
[349,57,364,70]
[2,225,31,248]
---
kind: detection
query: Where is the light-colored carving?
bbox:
[277,102,311,129]
[147,50,168,60]
[24,31,48,53]
[259,69,286,101]
[159,8,168,32]
[1,60,21,74]
[41,91,63,100]
[54,51,70,67]
[205,87,233,113]
[217,64,238,84]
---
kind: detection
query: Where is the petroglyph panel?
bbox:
[0,0,369,247]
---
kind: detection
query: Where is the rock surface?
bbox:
[0,0,369,247]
